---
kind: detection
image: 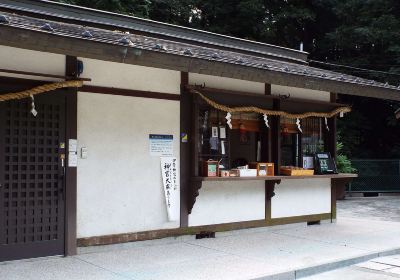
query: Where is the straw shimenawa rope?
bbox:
[0,80,84,102]
[193,89,351,119]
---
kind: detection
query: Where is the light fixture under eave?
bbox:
[0,15,9,24]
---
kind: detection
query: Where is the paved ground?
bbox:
[302,196,400,280]
[338,195,400,222]
[304,255,400,279]
[1,196,400,280]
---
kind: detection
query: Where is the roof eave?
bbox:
[0,25,399,102]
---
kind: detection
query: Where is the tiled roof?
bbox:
[0,11,400,99]
[0,0,308,63]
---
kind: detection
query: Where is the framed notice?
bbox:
[149,134,173,156]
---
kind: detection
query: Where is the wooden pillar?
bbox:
[65,56,78,256]
[271,99,281,175]
[328,93,339,219]
[264,84,276,223]
[325,93,337,159]
[180,72,190,227]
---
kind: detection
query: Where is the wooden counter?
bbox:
[192,173,357,182]
[188,173,357,214]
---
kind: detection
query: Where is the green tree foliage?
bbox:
[54,0,400,159]
[58,0,151,18]
[336,141,356,173]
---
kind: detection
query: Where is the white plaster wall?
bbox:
[77,92,180,238]
[79,58,180,94]
[0,45,65,80]
[272,85,330,101]
[189,181,265,226]
[271,179,331,218]
[190,73,265,94]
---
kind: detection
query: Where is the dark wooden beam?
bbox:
[76,211,332,247]
[64,55,78,256]
[0,68,91,81]
[0,76,48,91]
[81,85,180,101]
[328,93,338,160]
[267,213,331,226]
[265,83,272,96]
[180,72,190,226]
[77,219,267,247]
[271,99,281,175]
[1,26,400,101]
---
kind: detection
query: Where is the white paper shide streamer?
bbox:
[325,117,329,131]
[263,114,270,128]
[296,118,302,133]
[225,112,232,129]
[30,95,38,117]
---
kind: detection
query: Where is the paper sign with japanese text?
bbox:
[160,157,180,221]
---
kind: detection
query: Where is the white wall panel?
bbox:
[272,85,330,101]
[189,181,265,226]
[189,73,265,94]
[271,179,331,218]
[79,58,180,94]
[0,46,65,80]
[77,92,180,238]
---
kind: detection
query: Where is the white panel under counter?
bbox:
[189,180,265,227]
[271,178,331,218]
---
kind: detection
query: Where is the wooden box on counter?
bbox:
[280,166,314,176]
[249,162,275,176]
[202,160,219,177]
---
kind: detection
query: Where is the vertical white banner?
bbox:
[160,157,180,221]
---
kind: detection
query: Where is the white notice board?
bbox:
[149,134,173,156]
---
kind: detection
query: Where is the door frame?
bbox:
[65,55,78,256]
[0,58,78,258]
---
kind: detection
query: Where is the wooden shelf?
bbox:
[192,173,357,182]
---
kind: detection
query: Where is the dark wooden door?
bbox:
[0,92,66,261]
